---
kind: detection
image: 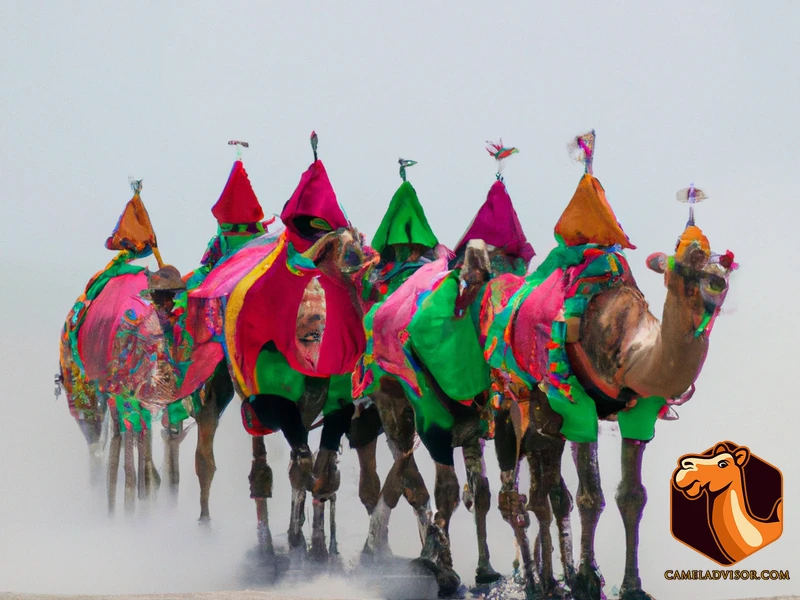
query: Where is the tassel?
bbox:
[568,130,596,175]
[676,183,707,227]
[486,139,519,181]
[398,158,417,182]
[310,130,318,161]
[227,139,250,162]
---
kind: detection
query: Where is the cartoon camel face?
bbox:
[673,443,750,497]
[672,443,783,563]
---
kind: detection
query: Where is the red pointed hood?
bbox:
[454,180,534,262]
[280,159,349,251]
[211,160,264,224]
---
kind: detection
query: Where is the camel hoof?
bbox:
[540,579,571,599]
[198,515,211,527]
[309,540,329,563]
[288,531,308,556]
[436,568,462,598]
[572,568,604,600]
[475,565,502,584]
[620,588,655,600]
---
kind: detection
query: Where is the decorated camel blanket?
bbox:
[177,229,284,400]
[482,240,668,442]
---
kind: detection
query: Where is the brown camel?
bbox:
[486,217,738,599]
[672,443,782,564]
[190,224,384,563]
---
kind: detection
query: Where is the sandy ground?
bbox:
[1,593,799,600]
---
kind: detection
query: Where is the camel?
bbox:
[672,443,782,564]
[478,151,739,598]
[58,181,200,514]
[352,147,536,595]
[184,137,385,564]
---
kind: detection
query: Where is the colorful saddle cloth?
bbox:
[481,239,668,442]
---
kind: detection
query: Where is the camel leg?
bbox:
[356,437,380,515]
[526,432,570,597]
[137,429,147,500]
[88,400,109,488]
[123,428,136,515]
[142,427,161,500]
[328,493,339,555]
[571,441,605,600]
[617,439,651,600]
[493,408,538,598]
[413,461,461,596]
[162,419,183,504]
[107,402,121,516]
[249,436,274,555]
[462,439,501,584]
[195,398,220,523]
[288,442,313,553]
[549,463,577,590]
[364,383,431,558]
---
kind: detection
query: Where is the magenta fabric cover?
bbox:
[454,180,535,262]
[234,239,367,388]
[279,160,349,252]
[78,272,149,382]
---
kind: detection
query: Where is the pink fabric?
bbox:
[280,160,349,252]
[509,269,569,381]
[370,258,451,393]
[190,240,281,300]
[454,180,535,262]
[234,240,366,388]
[175,342,225,399]
[79,272,149,382]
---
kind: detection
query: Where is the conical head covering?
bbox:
[280,159,349,251]
[105,180,158,253]
[454,180,535,262]
[211,160,264,224]
[555,130,635,249]
[554,173,635,249]
[371,180,438,254]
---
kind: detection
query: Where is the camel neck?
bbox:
[711,482,762,562]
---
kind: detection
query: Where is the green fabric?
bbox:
[85,253,145,301]
[322,374,354,415]
[371,181,438,253]
[542,375,599,443]
[407,272,490,401]
[617,396,666,441]
[254,346,306,401]
[112,395,152,433]
[403,373,455,434]
[167,391,203,424]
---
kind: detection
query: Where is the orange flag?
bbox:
[105,182,158,255]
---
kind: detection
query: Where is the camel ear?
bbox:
[733,447,750,467]
[712,442,729,457]
[646,252,667,274]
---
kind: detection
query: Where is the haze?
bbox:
[0,2,798,599]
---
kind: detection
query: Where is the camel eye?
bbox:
[718,460,729,468]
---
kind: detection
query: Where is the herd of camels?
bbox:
[56,130,738,600]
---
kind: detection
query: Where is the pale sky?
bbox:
[1,2,798,599]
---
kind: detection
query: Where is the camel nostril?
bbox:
[682,459,695,469]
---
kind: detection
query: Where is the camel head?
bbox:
[646,223,737,327]
[456,239,492,316]
[673,443,750,498]
[299,225,380,289]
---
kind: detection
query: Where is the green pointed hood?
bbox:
[371,180,438,254]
